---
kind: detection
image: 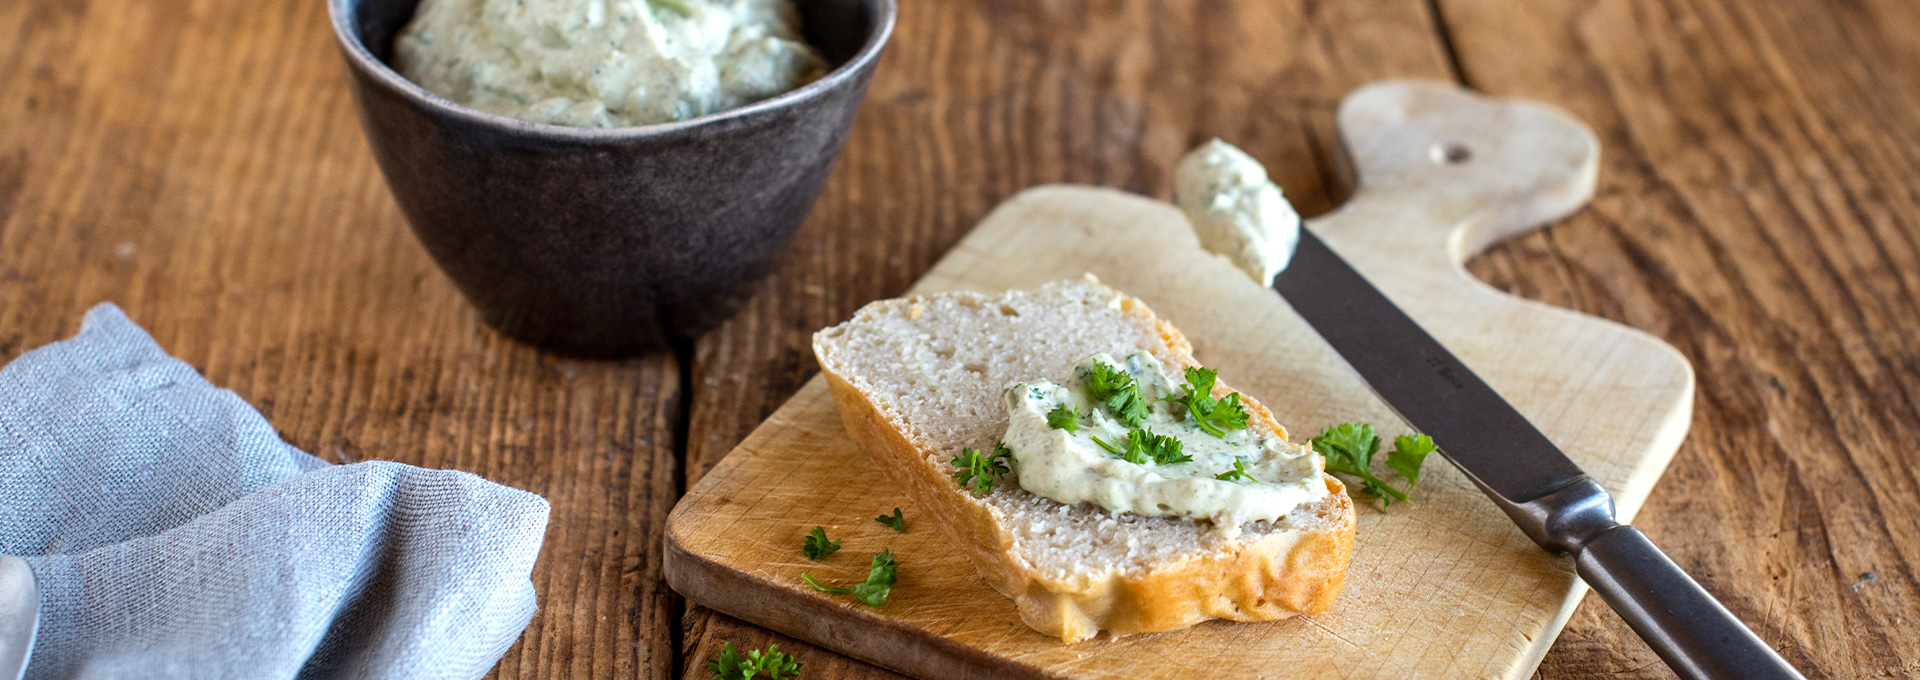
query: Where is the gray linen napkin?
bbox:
[0,304,551,679]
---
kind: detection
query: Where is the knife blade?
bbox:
[1272,227,1804,680]
[0,556,37,680]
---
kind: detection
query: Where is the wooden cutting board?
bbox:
[663,80,1694,679]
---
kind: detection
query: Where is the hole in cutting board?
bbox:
[1430,142,1472,165]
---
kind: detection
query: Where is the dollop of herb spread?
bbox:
[998,351,1328,534]
[395,0,828,127]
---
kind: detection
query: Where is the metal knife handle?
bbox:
[1576,526,1804,680]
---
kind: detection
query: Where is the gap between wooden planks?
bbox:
[669,79,1706,677]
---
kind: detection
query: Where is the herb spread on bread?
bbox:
[1000,351,1328,533]
[811,279,1358,641]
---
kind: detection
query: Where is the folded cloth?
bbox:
[0,304,551,679]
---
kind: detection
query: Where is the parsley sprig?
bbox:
[951,442,1013,493]
[707,642,801,680]
[1083,361,1148,427]
[1312,424,1436,507]
[801,526,840,560]
[1314,424,1400,503]
[1387,433,1435,487]
[1045,403,1080,432]
[874,508,905,533]
[1215,456,1253,481]
[802,549,899,607]
[1094,426,1189,465]
[1165,367,1250,438]
[1129,426,1190,465]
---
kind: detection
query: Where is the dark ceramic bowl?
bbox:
[328,0,895,357]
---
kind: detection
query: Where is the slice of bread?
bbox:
[812,277,1356,643]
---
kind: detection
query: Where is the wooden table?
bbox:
[4,0,1916,677]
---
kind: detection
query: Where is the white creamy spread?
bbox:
[394,0,828,127]
[1174,139,1302,286]
[1002,351,1326,534]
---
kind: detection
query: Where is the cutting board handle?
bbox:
[667,80,1702,680]
[1323,79,1601,264]
[1302,80,1692,521]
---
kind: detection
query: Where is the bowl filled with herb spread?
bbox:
[328,0,895,356]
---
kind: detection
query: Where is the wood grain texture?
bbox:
[1427,1,1920,678]
[6,0,1917,675]
[0,0,682,677]
[682,1,1920,679]
[680,0,1457,487]
[680,0,1459,671]
[666,82,1699,678]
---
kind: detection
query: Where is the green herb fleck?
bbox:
[874,508,905,533]
[1313,423,1438,507]
[801,526,840,560]
[706,642,801,680]
[1215,457,1253,482]
[1313,423,1404,504]
[1084,361,1148,427]
[951,442,1013,493]
[1116,426,1189,465]
[802,549,898,607]
[1045,403,1080,432]
[1164,367,1251,438]
[1387,434,1436,490]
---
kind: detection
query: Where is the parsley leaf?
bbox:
[951,442,1013,493]
[1165,367,1250,438]
[801,526,840,560]
[1105,389,1148,428]
[1083,361,1148,427]
[802,549,899,607]
[874,507,905,533]
[1095,425,1193,466]
[1313,423,1415,506]
[1387,434,1436,489]
[1312,423,1377,479]
[1312,423,1409,505]
[849,549,900,605]
[706,642,802,680]
[1215,457,1253,481]
[1117,436,1150,464]
[1045,403,1080,432]
[1110,426,1189,465]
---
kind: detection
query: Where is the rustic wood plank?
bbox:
[0,0,684,677]
[665,108,1694,675]
[11,0,1917,675]
[1429,1,1920,678]
[682,0,1458,486]
[684,611,910,680]
[678,0,1462,676]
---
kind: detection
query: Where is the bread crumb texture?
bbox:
[814,279,1356,642]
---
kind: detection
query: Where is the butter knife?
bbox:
[0,556,37,680]
[1272,228,1804,679]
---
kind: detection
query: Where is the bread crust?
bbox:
[814,284,1357,643]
